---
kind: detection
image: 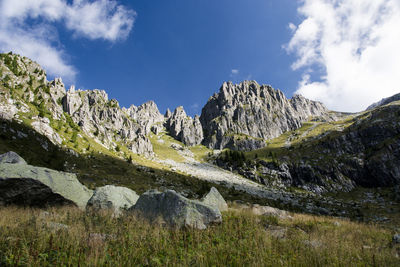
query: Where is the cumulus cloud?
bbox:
[0,0,135,82]
[286,0,400,112]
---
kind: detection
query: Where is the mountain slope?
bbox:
[216,101,400,193]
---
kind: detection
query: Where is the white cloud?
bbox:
[288,23,297,32]
[0,0,135,82]
[286,0,400,112]
[230,69,239,77]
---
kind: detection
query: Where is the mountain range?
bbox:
[1,51,399,217]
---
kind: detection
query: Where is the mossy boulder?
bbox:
[0,152,92,209]
[130,189,222,229]
[87,185,139,215]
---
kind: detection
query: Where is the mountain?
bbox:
[1,52,399,217]
[200,81,334,151]
[216,100,400,193]
[366,92,400,110]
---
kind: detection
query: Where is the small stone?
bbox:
[393,234,400,244]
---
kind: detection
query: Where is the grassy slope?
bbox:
[0,206,398,266]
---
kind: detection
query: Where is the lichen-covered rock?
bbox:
[165,106,204,146]
[201,187,228,212]
[0,151,27,165]
[130,189,222,229]
[200,81,330,150]
[87,185,139,215]
[0,152,92,209]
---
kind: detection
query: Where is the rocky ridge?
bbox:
[0,52,166,156]
[200,81,332,150]
[216,100,400,193]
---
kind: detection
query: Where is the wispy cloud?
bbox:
[286,0,400,112]
[230,69,239,77]
[0,0,136,82]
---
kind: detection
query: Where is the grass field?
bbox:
[0,206,399,266]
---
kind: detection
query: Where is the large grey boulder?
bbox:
[201,187,228,212]
[0,151,27,165]
[87,185,139,215]
[130,189,222,229]
[0,152,92,209]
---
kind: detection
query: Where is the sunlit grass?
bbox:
[0,206,398,266]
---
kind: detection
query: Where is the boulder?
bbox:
[130,189,222,229]
[0,152,92,209]
[250,204,291,219]
[201,187,228,212]
[87,185,139,215]
[0,151,27,165]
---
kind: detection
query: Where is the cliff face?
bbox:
[62,88,161,156]
[200,81,331,150]
[165,106,203,146]
[0,52,163,156]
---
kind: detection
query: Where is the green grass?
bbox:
[0,206,398,266]
[149,132,186,162]
[189,145,212,162]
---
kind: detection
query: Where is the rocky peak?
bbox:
[165,106,204,146]
[124,100,164,134]
[200,81,330,150]
[61,88,155,156]
[165,108,172,119]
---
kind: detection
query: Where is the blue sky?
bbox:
[1,0,399,114]
[62,0,300,116]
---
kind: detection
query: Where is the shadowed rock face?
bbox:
[0,152,93,209]
[130,189,222,230]
[0,178,75,207]
[200,81,330,150]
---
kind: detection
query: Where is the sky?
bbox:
[0,0,399,115]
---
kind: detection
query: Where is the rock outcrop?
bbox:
[200,81,330,150]
[200,187,228,212]
[62,88,158,156]
[87,185,139,215]
[165,106,203,146]
[130,189,222,229]
[0,151,27,164]
[0,53,166,156]
[0,152,92,209]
